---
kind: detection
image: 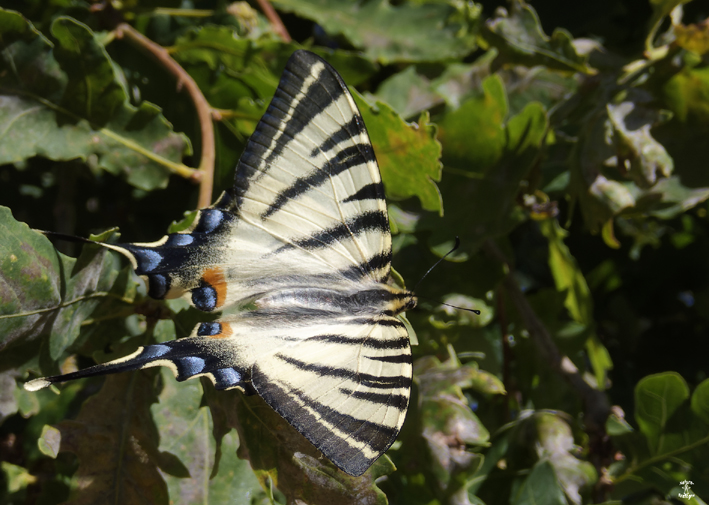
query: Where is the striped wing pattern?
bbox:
[25,51,416,477]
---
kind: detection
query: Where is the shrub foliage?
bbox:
[1,0,709,504]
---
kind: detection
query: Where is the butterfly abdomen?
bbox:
[253,285,415,316]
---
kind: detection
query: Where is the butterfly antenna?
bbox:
[417,295,481,315]
[413,237,481,315]
[413,236,461,291]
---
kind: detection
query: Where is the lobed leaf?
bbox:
[483,1,593,74]
[431,78,548,251]
[0,206,138,363]
[272,0,480,64]
[53,353,169,504]
[0,10,190,190]
[151,368,263,504]
[204,388,392,505]
[354,92,443,214]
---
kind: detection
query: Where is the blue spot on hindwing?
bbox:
[148,274,169,299]
[135,249,162,273]
[212,368,242,389]
[167,234,194,246]
[195,210,227,234]
[192,285,217,312]
[141,345,171,360]
[197,322,222,336]
[177,356,206,378]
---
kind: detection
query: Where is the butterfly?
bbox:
[24,50,417,477]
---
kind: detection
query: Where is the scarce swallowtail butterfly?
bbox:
[24,50,417,477]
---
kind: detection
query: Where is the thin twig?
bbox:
[255,0,292,42]
[496,285,513,421]
[115,23,215,209]
[483,239,610,432]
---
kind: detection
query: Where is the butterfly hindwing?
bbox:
[252,315,412,476]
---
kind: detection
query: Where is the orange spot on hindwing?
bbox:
[211,322,232,339]
[202,267,227,309]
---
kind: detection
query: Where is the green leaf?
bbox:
[691,378,709,425]
[0,207,138,363]
[483,0,593,74]
[374,66,440,119]
[428,293,494,330]
[534,413,597,505]
[413,353,491,496]
[272,0,481,63]
[205,389,392,505]
[0,461,37,495]
[432,80,548,250]
[50,17,126,126]
[606,100,673,187]
[0,11,190,190]
[151,368,264,504]
[37,424,61,458]
[634,372,690,455]
[512,460,568,505]
[354,92,443,214]
[0,370,20,423]
[437,75,507,170]
[646,0,693,53]
[53,344,169,504]
[538,219,593,323]
[171,27,291,102]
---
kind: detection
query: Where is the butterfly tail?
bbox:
[24,338,250,392]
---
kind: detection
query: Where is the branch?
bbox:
[255,0,292,42]
[115,23,215,209]
[483,239,610,432]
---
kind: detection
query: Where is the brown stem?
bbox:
[255,0,292,42]
[115,23,215,209]
[483,239,610,432]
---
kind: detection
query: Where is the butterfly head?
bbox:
[403,293,417,312]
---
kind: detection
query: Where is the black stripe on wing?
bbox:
[306,334,410,350]
[308,115,364,158]
[275,355,412,389]
[343,183,385,203]
[261,143,378,219]
[339,250,392,281]
[234,51,347,207]
[274,210,389,253]
[339,388,408,410]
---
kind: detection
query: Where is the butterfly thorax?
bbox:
[254,284,416,317]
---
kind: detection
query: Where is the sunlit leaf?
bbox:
[606,100,673,187]
[534,413,596,505]
[272,0,481,63]
[483,1,593,74]
[354,92,443,214]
